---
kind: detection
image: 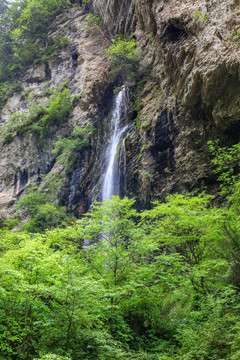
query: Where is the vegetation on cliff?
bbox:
[1,80,75,144]
[0,0,69,81]
[107,36,140,83]
[0,0,71,108]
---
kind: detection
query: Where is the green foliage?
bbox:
[16,183,47,216]
[0,81,22,109]
[0,216,19,230]
[33,35,70,65]
[16,183,71,232]
[226,29,240,41]
[107,35,140,82]
[193,10,210,24]
[1,81,74,144]
[1,191,240,359]
[0,0,72,111]
[81,0,91,5]
[23,203,69,233]
[0,0,70,82]
[53,124,93,171]
[208,140,240,195]
[82,13,102,30]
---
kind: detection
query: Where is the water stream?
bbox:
[102,87,129,201]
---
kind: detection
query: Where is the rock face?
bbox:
[95,0,239,204]
[0,7,110,217]
[132,0,240,201]
[93,0,240,203]
[92,0,137,34]
[0,0,240,217]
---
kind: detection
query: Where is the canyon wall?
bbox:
[94,0,240,203]
[0,0,239,217]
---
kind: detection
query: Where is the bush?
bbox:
[208,140,240,195]
[82,13,102,30]
[0,81,22,110]
[16,183,48,217]
[16,182,72,233]
[107,35,140,82]
[23,203,69,233]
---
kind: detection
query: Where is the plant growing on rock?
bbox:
[1,80,75,144]
[193,10,210,31]
[227,29,240,41]
[34,355,71,360]
[107,35,140,83]
[52,124,93,172]
[0,0,70,82]
[0,81,22,109]
[82,13,102,30]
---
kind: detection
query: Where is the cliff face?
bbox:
[92,0,136,34]
[131,0,240,201]
[0,0,240,217]
[93,0,240,202]
[0,7,110,217]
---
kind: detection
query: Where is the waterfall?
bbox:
[120,137,127,197]
[102,87,128,201]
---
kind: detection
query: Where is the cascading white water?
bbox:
[102,87,128,201]
[120,137,128,197]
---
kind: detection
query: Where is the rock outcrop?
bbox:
[92,0,137,34]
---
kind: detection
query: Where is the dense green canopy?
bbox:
[1,188,240,359]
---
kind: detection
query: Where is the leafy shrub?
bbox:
[0,0,71,82]
[82,13,102,30]
[23,203,69,233]
[82,0,91,5]
[227,30,240,41]
[34,35,70,65]
[0,216,19,230]
[0,81,22,109]
[16,183,72,232]
[193,10,210,21]
[16,183,48,216]
[208,140,240,195]
[193,10,210,27]
[0,1,72,110]
[107,35,140,82]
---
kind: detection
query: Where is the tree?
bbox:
[141,193,228,294]
[208,140,240,195]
